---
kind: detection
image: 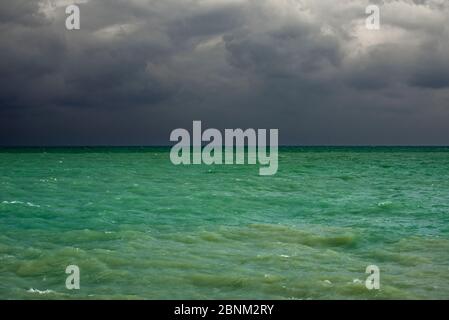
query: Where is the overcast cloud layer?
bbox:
[1,0,449,145]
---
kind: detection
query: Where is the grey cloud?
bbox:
[0,0,47,26]
[1,0,449,145]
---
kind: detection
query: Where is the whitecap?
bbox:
[26,202,40,208]
[2,200,40,207]
[377,201,393,207]
[2,200,23,205]
[27,288,55,295]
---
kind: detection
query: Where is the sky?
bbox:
[1,0,449,146]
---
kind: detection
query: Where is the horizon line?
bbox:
[1,145,449,148]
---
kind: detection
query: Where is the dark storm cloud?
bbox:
[0,0,47,25]
[1,0,449,145]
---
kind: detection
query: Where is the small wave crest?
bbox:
[2,200,40,207]
[27,288,55,295]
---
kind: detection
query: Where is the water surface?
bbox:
[1,147,448,299]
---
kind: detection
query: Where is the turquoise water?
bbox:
[1,147,449,299]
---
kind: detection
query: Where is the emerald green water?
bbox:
[1,147,449,299]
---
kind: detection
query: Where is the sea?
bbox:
[1,147,448,299]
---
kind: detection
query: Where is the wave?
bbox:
[1,200,40,207]
[27,288,55,295]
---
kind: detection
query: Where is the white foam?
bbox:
[1,200,40,207]
[27,288,55,295]
[2,200,23,205]
[26,202,41,208]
